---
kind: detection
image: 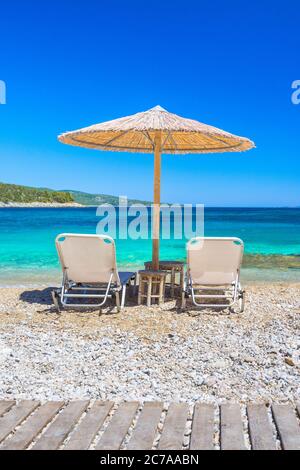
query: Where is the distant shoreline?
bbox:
[0,202,84,208]
[1,203,298,209]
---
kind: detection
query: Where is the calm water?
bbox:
[0,207,299,285]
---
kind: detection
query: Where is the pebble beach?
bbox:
[0,283,299,404]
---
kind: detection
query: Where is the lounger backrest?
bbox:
[187,237,244,285]
[55,234,120,284]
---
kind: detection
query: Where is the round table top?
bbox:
[144,260,184,268]
[138,269,167,277]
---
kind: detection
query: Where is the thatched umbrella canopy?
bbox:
[59,105,255,269]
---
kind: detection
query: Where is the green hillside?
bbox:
[63,189,151,206]
[0,183,74,204]
[0,182,151,206]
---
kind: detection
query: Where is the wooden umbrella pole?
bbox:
[152,131,162,270]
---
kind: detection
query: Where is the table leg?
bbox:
[147,277,152,307]
[171,268,176,297]
[158,278,164,305]
[138,276,142,305]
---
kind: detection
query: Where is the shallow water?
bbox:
[0,207,299,285]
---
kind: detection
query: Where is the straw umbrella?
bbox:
[58,105,254,270]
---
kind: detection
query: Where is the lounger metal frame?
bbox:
[182,237,245,312]
[52,234,136,313]
[53,270,136,313]
[183,276,244,310]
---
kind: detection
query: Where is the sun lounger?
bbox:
[52,233,136,313]
[182,237,245,312]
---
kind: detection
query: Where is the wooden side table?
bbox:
[138,270,167,307]
[144,261,184,298]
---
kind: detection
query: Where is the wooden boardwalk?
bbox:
[0,400,299,450]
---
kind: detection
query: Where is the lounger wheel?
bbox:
[229,290,245,314]
[51,289,61,313]
[181,291,187,310]
[238,289,245,313]
[112,290,121,312]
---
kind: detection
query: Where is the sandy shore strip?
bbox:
[0,284,299,404]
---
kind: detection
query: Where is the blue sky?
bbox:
[0,0,299,206]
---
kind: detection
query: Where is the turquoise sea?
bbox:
[0,207,299,286]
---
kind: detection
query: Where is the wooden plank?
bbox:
[64,401,113,450]
[272,404,300,450]
[220,404,246,450]
[0,400,39,444]
[0,401,15,417]
[158,403,189,450]
[127,402,163,450]
[96,402,139,450]
[32,401,89,450]
[190,403,215,450]
[247,404,276,450]
[1,402,64,450]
